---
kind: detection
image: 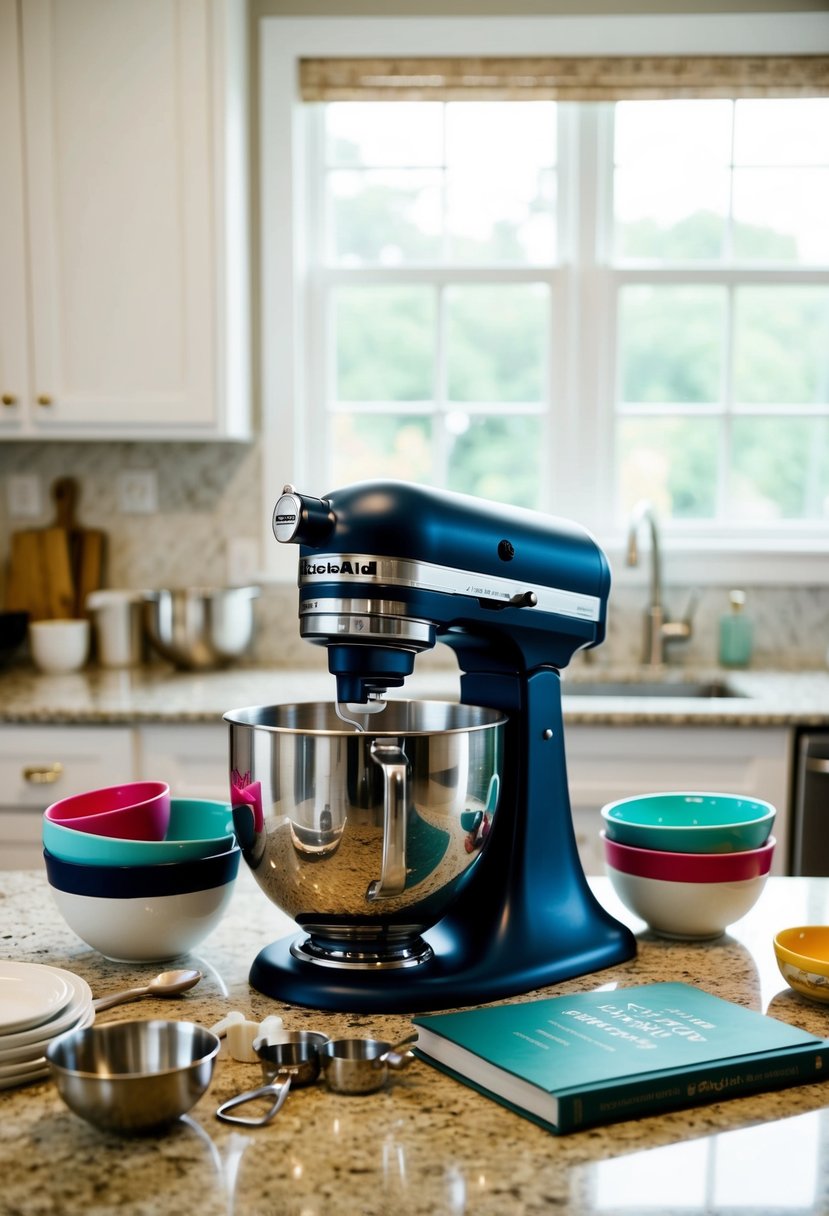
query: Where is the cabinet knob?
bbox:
[23,762,64,784]
[37,394,53,406]
[1,393,17,406]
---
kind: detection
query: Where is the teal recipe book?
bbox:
[412,982,829,1134]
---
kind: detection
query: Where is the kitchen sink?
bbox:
[562,678,745,699]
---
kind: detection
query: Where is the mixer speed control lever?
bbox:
[273,486,335,546]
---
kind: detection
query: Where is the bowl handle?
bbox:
[366,740,408,900]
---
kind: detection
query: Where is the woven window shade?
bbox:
[299,55,829,102]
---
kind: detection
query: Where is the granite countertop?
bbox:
[3,870,829,1215]
[0,662,828,727]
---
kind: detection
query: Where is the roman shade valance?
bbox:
[299,55,829,102]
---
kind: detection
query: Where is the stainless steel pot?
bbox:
[225,700,505,963]
[143,586,260,670]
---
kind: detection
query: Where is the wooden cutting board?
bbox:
[6,527,75,620]
[52,477,107,616]
[5,478,107,619]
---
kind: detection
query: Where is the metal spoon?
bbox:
[92,968,202,1012]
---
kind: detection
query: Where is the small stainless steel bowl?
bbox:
[143,586,260,670]
[46,1019,220,1134]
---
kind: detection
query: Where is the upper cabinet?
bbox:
[0,0,250,440]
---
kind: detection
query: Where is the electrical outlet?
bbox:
[118,469,158,515]
[6,474,42,519]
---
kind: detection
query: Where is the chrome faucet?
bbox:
[625,499,695,667]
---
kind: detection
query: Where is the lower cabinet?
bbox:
[136,724,230,801]
[0,725,135,869]
[0,722,228,869]
[0,720,794,875]
[566,725,792,876]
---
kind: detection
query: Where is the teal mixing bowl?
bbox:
[600,791,776,854]
[42,797,235,865]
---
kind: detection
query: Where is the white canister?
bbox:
[86,590,145,668]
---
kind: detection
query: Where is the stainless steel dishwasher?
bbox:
[790,731,829,876]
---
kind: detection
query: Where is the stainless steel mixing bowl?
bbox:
[143,586,260,670]
[46,1019,220,1134]
[225,700,505,962]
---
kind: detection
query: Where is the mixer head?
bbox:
[274,480,611,707]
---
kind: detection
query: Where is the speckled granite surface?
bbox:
[3,870,829,1215]
[0,662,827,727]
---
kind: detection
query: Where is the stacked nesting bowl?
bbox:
[42,782,240,962]
[600,791,776,940]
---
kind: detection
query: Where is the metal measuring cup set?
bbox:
[215,1030,417,1126]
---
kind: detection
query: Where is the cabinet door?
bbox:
[138,724,230,801]
[0,0,30,432]
[17,0,248,437]
[0,725,135,869]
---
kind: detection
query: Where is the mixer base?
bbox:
[249,918,636,1014]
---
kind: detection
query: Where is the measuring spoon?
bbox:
[92,968,202,1012]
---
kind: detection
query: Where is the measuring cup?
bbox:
[318,1035,417,1095]
[215,1031,329,1126]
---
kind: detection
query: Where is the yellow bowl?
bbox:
[773,926,829,1003]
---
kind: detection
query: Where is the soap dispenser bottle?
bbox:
[719,590,753,668]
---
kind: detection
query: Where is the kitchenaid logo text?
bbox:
[275,513,297,524]
[300,560,378,576]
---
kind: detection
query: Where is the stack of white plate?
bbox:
[0,960,94,1090]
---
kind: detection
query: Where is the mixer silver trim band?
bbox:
[299,554,601,622]
[290,936,434,970]
[299,604,434,647]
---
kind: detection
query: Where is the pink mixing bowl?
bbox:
[602,832,776,882]
[44,781,171,841]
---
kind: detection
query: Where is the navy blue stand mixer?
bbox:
[227,480,635,1012]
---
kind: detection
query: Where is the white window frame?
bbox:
[260,12,829,586]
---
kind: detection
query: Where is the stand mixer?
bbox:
[226,480,635,1012]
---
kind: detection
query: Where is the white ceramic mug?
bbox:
[29,619,90,674]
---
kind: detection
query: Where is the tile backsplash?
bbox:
[1,441,827,671]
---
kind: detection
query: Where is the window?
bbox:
[304,95,829,534]
[262,16,829,579]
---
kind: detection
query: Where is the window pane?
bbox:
[618,417,719,520]
[614,101,732,262]
[733,287,829,405]
[730,417,829,519]
[446,285,548,403]
[615,100,732,166]
[447,415,543,509]
[446,103,557,263]
[733,99,829,166]
[330,414,432,486]
[329,170,442,264]
[618,287,725,404]
[325,102,442,167]
[334,286,434,401]
[447,167,556,263]
[614,168,729,260]
[446,102,557,168]
[732,168,829,263]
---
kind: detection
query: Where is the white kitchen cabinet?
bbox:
[137,724,230,802]
[0,720,230,869]
[566,725,792,876]
[0,718,795,877]
[0,725,135,869]
[0,0,249,440]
